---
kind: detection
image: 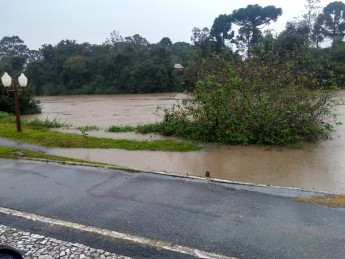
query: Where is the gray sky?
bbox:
[0,0,336,50]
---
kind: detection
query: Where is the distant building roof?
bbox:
[173,64,184,69]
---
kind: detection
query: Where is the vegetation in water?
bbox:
[107,125,136,133]
[25,117,69,129]
[0,112,200,152]
[138,52,339,145]
[77,125,100,132]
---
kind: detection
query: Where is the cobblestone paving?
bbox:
[0,225,132,259]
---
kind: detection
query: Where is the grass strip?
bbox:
[0,123,200,152]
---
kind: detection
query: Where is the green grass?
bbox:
[0,113,200,152]
[136,123,165,134]
[0,146,136,171]
[0,111,17,124]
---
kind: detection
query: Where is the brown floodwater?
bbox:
[23,92,345,193]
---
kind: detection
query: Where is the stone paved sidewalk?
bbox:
[0,225,132,259]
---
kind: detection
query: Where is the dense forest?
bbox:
[1,0,345,144]
[1,0,344,98]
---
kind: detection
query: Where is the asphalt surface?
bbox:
[0,158,344,258]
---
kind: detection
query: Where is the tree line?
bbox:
[0,34,192,96]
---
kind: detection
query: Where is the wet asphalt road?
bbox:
[0,158,344,258]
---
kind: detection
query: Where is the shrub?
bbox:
[155,52,338,145]
[0,87,41,115]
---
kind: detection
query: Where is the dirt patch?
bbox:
[296,194,345,208]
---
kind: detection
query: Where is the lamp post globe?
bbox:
[1,72,28,132]
[18,73,28,87]
[1,72,12,87]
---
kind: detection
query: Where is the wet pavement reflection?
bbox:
[24,92,345,193]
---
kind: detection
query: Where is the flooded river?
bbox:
[24,92,345,193]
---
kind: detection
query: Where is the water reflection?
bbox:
[24,92,345,193]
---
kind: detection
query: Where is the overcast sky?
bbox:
[0,0,336,50]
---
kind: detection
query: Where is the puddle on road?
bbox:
[24,92,345,193]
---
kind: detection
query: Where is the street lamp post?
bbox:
[1,72,28,132]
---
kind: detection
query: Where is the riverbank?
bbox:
[20,92,345,193]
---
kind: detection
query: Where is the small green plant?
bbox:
[107,125,136,133]
[0,112,16,124]
[77,125,100,132]
[25,117,69,128]
[136,123,165,134]
[0,112,68,129]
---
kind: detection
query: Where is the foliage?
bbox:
[318,1,345,47]
[210,14,234,49]
[107,125,136,132]
[0,85,41,115]
[136,123,167,134]
[302,0,324,48]
[231,4,283,52]
[77,125,100,132]
[23,34,193,95]
[149,53,337,145]
[0,111,16,123]
[25,118,68,129]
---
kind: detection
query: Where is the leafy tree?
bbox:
[300,0,324,48]
[63,55,87,74]
[231,4,282,50]
[104,30,124,46]
[40,44,56,62]
[159,37,172,47]
[125,34,149,48]
[313,13,325,50]
[210,14,234,48]
[0,36,30,60]
[191,27,219,54]
[191,27,211,46]
[319,1,345,47]
[170,41,193,65]
[276,21,310,51]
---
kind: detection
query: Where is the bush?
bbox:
[0,86,41,115]
[154,53,338,145]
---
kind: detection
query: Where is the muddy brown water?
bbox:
[23,92,345,193]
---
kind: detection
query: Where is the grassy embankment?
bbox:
[0,112,200,152]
